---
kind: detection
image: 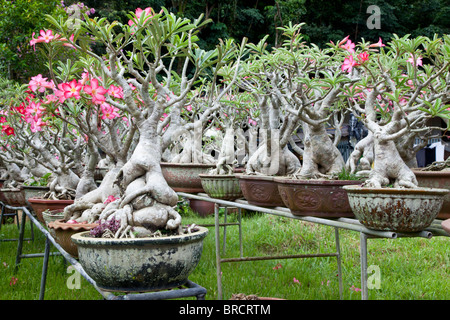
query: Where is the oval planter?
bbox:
[71,226,209,292]
[199,174,243,200]
[160,162,215,193]
[189,199,215,217]
[28,198,74,224]
[1,188,27,207]
[48,219,99,258]
[274,178,363,218]
[343,185,448,232]
[236,174,285,207]
[412,169,450,219]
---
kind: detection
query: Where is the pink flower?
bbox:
[104,195,119,204]
[350,285,362,292]
[341,55,357,73]
[29,74,48,92]
[293,277,301,285]
[369,37,386,48]
[62,79,83,100]
[30,117,47,132]
[0,117,6,123]
[2,125,15,136]
[358,52,369,64]
[128,7,154,29]
[107,85,123,99]
[37,29,55,43]
[9,277,18,286]
[407,54,423,67]
[340,39,355,53]
[100,103,120,120]
[248,118,257,126]
[83,79,107,104]
[273,263,282,270]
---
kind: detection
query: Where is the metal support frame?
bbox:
[1,200,207,300]
[0,202,34,243]
[177,192,449,300]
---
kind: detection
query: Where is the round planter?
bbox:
[274,178,363,218]
[412,169,450,219]
[0,188,27,207]
[343,185,448,232]
[71,226,209,292]
[236,174,285,207]
[42,210,65,237]
[28,198,74,224]
[48,219,99,258]
[199,174,243,200]
[22,186,49,206]
[189,199,215,217]
[160,162,215,193]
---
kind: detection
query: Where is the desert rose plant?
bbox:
[343,34,450,188]
[37,7,246,237]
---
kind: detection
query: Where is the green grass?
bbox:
[0,209,449,300]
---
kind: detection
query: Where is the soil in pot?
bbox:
[275,178,363,218]
[71,226,209,292]
[343,185,448,232]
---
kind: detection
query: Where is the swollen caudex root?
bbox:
[362,138,418,189]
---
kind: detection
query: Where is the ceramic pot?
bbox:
[275,178,362,218]
[189,199,215,217]
[199,174,243,200]
[27,198,74,224]
[236,174,284,207]
[22,186,49,207]
[1,188,27,207]
[48,219,99,258]
[71,226,209,292]
[412,169,450,219]
[160,162,215,193]
[42,210,65,237]
[343,185,448,232]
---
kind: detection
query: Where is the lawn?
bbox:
[0,208,449,300]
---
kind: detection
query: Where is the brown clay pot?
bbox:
[189,199,215,217]
[412,168,450,219]
[28,198,74,224]
[48,219,99,258]
[274,178,362,218]
[160,162,215,193]
[1,188,27,207]
[236,174,285,207]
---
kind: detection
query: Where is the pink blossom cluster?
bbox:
[340,37,386,73]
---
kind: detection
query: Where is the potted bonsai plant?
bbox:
[342,34,450,232]
[35,6,250,291]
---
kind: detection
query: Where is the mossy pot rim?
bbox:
[71,226,209,246]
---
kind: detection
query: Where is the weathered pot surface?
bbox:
[236,174,284,207]
[412,168,450,219]
[1,188,27,207]
[71,226,209,292]
[160,162,215,193]
[28,198,74,224]
[199,174,243,200]
[274,178,363,218]
[48,219,99,258]
[343,185,449,232]
[189,199,215,217]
